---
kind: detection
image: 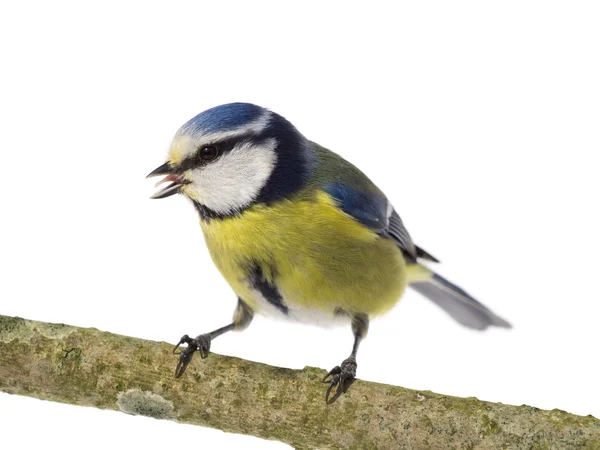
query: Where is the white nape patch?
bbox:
[250,289,351,328]
[175,111,273,161]
[185,138,277,214]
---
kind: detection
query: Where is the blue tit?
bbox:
[147,102,511,402]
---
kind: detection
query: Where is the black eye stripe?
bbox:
[176,133,260,172]
[177,143,224,171]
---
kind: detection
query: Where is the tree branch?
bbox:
[0,315,598,449]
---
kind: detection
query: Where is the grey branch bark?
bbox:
[0,315,598,449]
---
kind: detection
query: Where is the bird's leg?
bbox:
[173,298,253,377]
[173,325,232,377]
[323,313,369,403]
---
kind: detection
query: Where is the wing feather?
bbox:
[386,208,417,259]
[312,143,437,262]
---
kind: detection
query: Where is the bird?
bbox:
[147,102,511,403]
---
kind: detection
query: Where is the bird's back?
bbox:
[307,143,388,207]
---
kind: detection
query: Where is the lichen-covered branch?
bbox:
[0,315,598,449]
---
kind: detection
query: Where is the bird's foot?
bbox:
[172,333,212,377]
[322,356,357,404]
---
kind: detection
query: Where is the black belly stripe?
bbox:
[248,265,288,315]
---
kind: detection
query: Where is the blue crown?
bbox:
[180,102,265,134]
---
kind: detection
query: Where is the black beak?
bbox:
[147,162,186,199]
[146,162,173,179]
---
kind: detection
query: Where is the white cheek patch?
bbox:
[186,138,277,214]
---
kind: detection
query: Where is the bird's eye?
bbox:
[199,145,219,161]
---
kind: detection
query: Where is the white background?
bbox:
[1,1,599,448]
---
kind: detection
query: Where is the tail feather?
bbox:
[409,269,511,331]
[415,245,440,263]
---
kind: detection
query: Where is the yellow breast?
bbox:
[200,191,407,320]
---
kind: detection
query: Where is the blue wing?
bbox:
[323,182,431,260]
[323,183,388,232]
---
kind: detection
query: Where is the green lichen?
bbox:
[481,414,500,435]
[530,441,552,450]
[420,414,434,434]
[437,394,481,417]
[549,408,599,431]
[37,322,75,339]
[0,315,75,343]
[117,389,175,419]
[55,347,83,371]
[0,316,27,341]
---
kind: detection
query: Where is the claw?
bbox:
[173,334,192,355]
[173,335,198,378]
[174,350,192,378]
[325,374,342,404]
[323,357,357,404]
[322,366,341,383]
[199,345,208,359]
[172,333,212,377]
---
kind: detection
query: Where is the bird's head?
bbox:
[148,103,311,218]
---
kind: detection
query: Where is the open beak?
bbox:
[146,162,187,199]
